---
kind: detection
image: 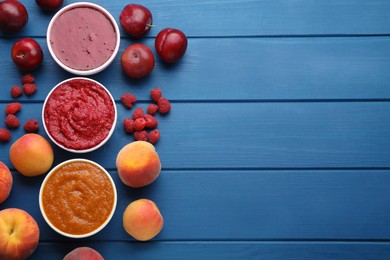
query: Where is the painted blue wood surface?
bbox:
[7,0,390,37]
[1,0,390,259]
[3,170,390,241]
[1,102,390,169]
[29,242,390,260]
[2,37,390,101]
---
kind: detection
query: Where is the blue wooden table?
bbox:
[1,0,390,259]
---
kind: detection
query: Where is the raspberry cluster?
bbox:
[11,73,37,98]
[120,88,171,144]
[0,74,40,142]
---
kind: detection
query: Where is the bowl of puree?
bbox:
[47,2,120,75]
[42,77,117,153]
[39,159,117,238]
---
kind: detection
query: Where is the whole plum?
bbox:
[11,38,44,71]
[121,44,155,79]
[155,28,187,63]
[0,0,28,33]
[120,4,152,38]
[35,0,64,11]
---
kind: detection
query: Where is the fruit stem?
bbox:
[147,24,155,28]
[17,53,25,59]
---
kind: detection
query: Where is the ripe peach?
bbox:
[116,141,161,187]
[63,247,104,260]
[0,162,12,204]
[10,133,54,177]
[0,208,40,260]
[123,199,163,241]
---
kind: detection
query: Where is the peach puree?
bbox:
[41,161,114,235]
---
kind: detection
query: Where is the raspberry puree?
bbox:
[49,6,117,71]
[44,79,115,150]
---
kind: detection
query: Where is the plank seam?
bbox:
[37,239,390,244]
[4,99,390,104]
[159,167,390,171]
[10,167,390,172]
[3,34,390,39]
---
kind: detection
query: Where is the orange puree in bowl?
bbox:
[42,161,114,235]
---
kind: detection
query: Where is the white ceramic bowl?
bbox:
[39,159,117,238]
[47,2,120,75]
[42,77,117,153]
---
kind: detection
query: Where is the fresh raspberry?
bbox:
[149,129,160,144]
[124,118,135,134]
[121,93,137,109]
[5,114,20,129]
[23,119,39,133]
[147,104,159,115]
[132,107,145,120]
[21,74,35,84]
[5,102,21,115]
[10,86,23,98]
[0,128,11,142]
[158,97,171,114]
[23,83,37,96]
[134,118,146,131]
[133,130,148,141]
[144,114,158,129]
[150,88,162,103]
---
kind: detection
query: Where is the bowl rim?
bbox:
[39,158,118,239]
[42,77,117,153]
[46,2,120,75]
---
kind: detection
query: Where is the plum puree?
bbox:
[49,6,117,71]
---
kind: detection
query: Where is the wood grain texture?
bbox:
[1,0,390,258]
[1,37,390,102]
[30,242,390,260]
[2,170,390,241]
[1,102,390,169]
[8,0,390,37]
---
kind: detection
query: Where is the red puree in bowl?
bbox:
[44,79,115,150]
[49,6,117,71]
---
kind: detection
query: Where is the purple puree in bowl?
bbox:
[49,6,117,71]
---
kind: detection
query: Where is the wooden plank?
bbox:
[30,242,390,260]
[1,102,390,169]
[2,170,390,241]
[10,0,390,37]
[1,37,390,102]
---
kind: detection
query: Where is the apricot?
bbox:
[63,247,103,260]
[116,141,161,187]
[123,199,163,241]
[10,133,54,177]
[0,162,12,204]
